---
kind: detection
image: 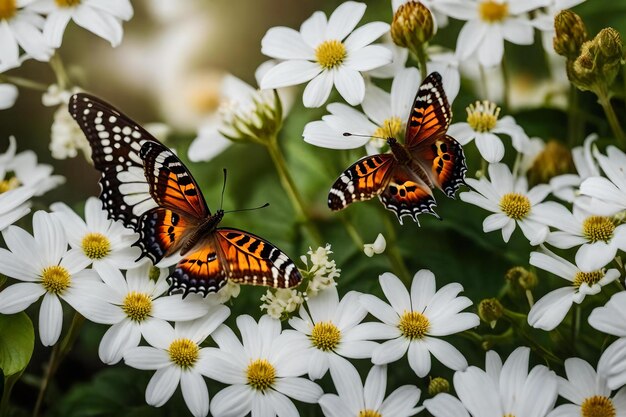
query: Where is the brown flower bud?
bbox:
[428,377,450,396]
[391,1,435,49]
[553,10,587,59]
[528,140,574,187]
[505,266,537,291]
[478,298,504,329]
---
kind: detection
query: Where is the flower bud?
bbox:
[478,298,504,328]
[220,89,284,144]
[391,1,435,49]
[553,10,587,59]
[528,140,574,187]
[505,266,537,291]
[595,27,624,86]
[428,377,450,396]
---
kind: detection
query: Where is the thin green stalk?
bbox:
[479,64,490,100]
[49,53,71,90]
[33,313,85,417]
[0,371,23,417]
[411,45,429,81]
[597,89,626,147]
[264,136,322,246]
[381,213,411,284]
[339,214,364,250]
[571,304,581,351]
[0,75,47,91]
[568,85,580,147]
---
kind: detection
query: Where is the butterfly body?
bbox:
[327,72,467,224]
[69,93,302,297]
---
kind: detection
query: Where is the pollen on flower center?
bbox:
[0,177,20,194]
[81,232,111,260]
[358,410,382,417]
[122,292,153,322]
[573,270,604,289]
[466,100,500,132]
[310,321,341,351]
[0,0,17,20]
[41,265,71,294]
[55,0,81,7]
[581,395,616,417]
[373,116,404,141]
[583,216,615,243]
[503,414,516,417]
[499,193,531,220]
[315,40,347,70]
[398,311,430,340]
[479,0,509,23]
[246,359,276,392]
[168,338,199,369]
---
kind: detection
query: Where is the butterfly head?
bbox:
[387,137,398,146]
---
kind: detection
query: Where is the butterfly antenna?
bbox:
[224,202,270,214]
[219,168,227,211]
[343,132,387,140]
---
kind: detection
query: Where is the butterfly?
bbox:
[69,93,302,297]
[328,72,467,224]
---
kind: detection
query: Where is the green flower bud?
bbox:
[553,10,587,59]
[570,40,597,91]
[221,89,284,144]
[478,298,504,328]
[391,1,435,49]
[428,377,450,396]
[528,141,574,187]
[595,27,624,86]
[506,266,537,291]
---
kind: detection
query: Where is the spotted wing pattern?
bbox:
[412,135,467,198]
[379,165,438,225]
[69,93,158,229]
[136,208,198,264]
[405,72,452,148]
[328,154,395,211]
[169,229,301,297]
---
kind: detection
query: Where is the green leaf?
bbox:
[0,313,34,377]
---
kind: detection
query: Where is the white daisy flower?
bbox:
[550,133,599,203]
[364,233,386,257]
[424,347,558,417]
[287,286,378,381]
[359,270,478,377]
[460,163,553,245]
[580,145,626,216]
[123,307,230,417]
[3,136,65,195]
[28,0,133,48]
[541,203,626,272]
[0,185,34,231]
[74,261,211,364]
[304,67,421,154]
[50,197,141,277]
[0,0,52,68]
[447,100,529,163]
[260,1,392,107]
[527,247,619,331]
[203,315,323,417]
[319,361,423,417]
[0,211,98,346]
[436,0,549,67]
[548,355,626,417]
[0,83,18,109]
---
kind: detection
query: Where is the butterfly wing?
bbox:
[136,208,199,264]
[379,164,438,225]
[412,135,467,198]
[328,154,395,211]
[169,229,302,297]
[405,72,452,148]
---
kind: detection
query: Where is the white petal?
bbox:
[360,294,398,326]
[502,18,534,45]
[73,5,124,47]
[425,337,468,371]
[39,293,63,346]
[363,365,386,410]
[478,25,504,67]
[344,45,392,72]
[372,338,409,365]
[575,242,615,272]
[210,385,253,417]
[260,60,321,90]
[180,371,209,417]
[261,27,314,60]
[152,295,209,321]
[424,393,470,417]
[328,354,364,412]
[0,282,44,314]
[145,366,181,407]
[407,340,431,377]
[379,272,410,315]
[344,22,389,51]
[456,20,488,60]
[300,11,327,49]
[274,377,323,403]
[307,286,339,323]
[303,71,334,108]
[124,346,171,370]
[334,67,365,106]
[475,132,505,163]
[99,320,142,364]
[196,348,246,384]
[326,1,366,41]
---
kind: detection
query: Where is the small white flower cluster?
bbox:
[302,243,341,296]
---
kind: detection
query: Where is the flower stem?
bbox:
[380,212,412,283]
[567,85,580,147]
[33,313,85,417]
[339,214,364,250]
[265,136,323,246]
[597,88,626,147]
[411,45,429,81]
[571,304,581,351]
[0,371,22,417]
[49,53,71,90]
[0,75,48,92]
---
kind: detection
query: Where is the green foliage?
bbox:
[0,313,34,378]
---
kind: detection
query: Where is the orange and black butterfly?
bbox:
[69,93,301,297]
[328,72,467,224]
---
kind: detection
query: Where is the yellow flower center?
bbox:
[499,193,531,220]
[81,232,111,260]
[310,321,341,351]
[479,0,509,23]
[168,338,199,369]
[315,40,346,70]
[0,177,20,194]
[55,0,81,7]
[246,359,276,392]
[503,415,516,417]
[573,270,604,289]
[372,116,404,141]
[466,100,500,132]
[398,311,430,340]
[581,396,616,417]
[583,216,615,243]
[0,0,16,20]
[41,265,71,295]
[122,292,153,322]
[358,410,382,417]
